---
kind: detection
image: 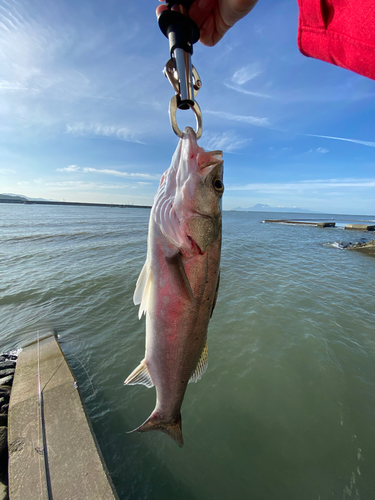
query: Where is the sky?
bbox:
[0,0,374,215]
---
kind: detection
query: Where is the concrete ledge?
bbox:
[8,334,119,500]
[345,224,375,231]
[317,222,336,228]
[264,219,335,227]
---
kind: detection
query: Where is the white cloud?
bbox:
[82,167,160,180]
[0,168,16,174]
[308,148,329,154]
[200,130,251,152]
[40,180,130,190]
[227,178,375,192]
[206,111,270,127]
[231,65,261,85]
[306,134,375,148]
[224,82,273,99]
[55,164,161,180]
[0,79,39,91]
[66,123,144,144]
[56,164,79,172]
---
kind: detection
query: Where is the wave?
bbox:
[323,241,345,249]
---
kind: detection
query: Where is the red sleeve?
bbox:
[297,0,375,80]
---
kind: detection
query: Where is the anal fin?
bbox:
[189,342,208,383]
[124,359,154,388]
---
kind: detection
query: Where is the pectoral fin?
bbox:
[210,272,220,318]
[189,342,208,383]
[124,359,154,388]
[166,253,196,305]
[133,259,152,319]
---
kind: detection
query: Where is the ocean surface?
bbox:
[1,204,375,500]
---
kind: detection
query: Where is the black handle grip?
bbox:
[158,4,200,56]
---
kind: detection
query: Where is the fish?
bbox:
[124,126,224,447]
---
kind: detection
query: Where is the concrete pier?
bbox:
[264,219,335,227]
[345,224,375,231]
[8,334,119,500]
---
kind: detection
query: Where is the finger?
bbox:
[189,0,215,29]
[198,14,217,46]
[156,4,168,18]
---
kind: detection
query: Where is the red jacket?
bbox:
[297,0,375,80]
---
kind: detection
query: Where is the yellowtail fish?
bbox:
[125,127,223,447]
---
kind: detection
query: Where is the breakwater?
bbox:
[264,218,375,231]
[8,334,119,500]
[0,199,151,209]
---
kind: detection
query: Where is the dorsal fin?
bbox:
[189,342,208,383]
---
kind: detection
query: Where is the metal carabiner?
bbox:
[169,95,202,139]
[164,58,203,138]
[158,2,203,139]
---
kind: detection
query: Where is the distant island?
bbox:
[232,204,314,213]
[0,193,151,210]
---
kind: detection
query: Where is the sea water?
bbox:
[1,204,375,500]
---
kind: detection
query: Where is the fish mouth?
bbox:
[199,159,223,171]
[198,150,223,171]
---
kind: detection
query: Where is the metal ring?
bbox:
[169,95,203,140]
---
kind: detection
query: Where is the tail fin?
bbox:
[128,412,184,447]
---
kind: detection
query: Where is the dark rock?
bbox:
[0,363,15,370]
[0,396,9,406]
[347,239,375,255]
[0,377,12,388]
[0,427,6,458]
[0,388,11,398]
[0,416,7,427]
[0,427,7,494]
[0,370,14,378]
[0,406,8,415]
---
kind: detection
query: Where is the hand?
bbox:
[156,0,259,46]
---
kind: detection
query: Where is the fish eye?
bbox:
[213,178,224,194]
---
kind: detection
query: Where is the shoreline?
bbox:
[0,199,151,209]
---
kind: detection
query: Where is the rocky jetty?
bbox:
[0,352,18,500]
[346,239,375,255]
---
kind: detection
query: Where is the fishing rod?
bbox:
[36,331,53,500]
[158,0,203,139]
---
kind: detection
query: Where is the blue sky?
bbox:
[0,0,374,215]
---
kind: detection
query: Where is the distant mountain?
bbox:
[0,193,28,202]
[232,204,314,213]
[0,193,55,202]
